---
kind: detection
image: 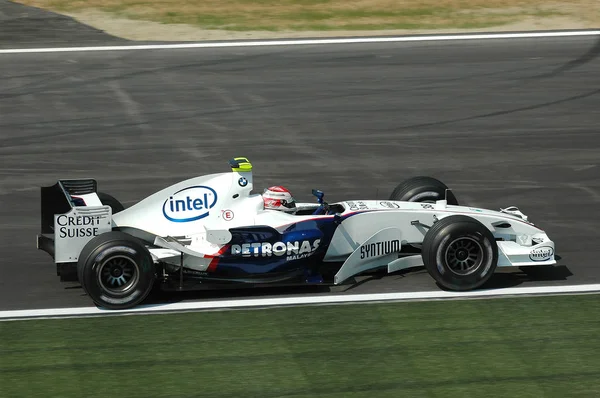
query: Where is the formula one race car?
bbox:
[36,157,556,309]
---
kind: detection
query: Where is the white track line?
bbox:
[2,283,600,321]
[1,30,599,54]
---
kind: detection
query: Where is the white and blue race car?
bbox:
[36,157,556,309]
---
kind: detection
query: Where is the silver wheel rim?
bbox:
[444,237,483,276]
[98,255,139,295]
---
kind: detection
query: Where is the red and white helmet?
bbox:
[262,186,296,213]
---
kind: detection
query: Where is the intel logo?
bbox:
[162,186,217,222]
[529,246,554,262]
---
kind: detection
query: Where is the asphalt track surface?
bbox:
[1,7,599,311]
[0,0,129,49]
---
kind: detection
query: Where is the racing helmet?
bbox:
[262,186,297,213]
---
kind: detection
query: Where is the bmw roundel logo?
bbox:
[238,177,248,187]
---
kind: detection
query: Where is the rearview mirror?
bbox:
[312,189,324,204]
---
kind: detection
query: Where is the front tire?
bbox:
[77,231,155,309]
[389,176,459,205]
[422,215,498,291]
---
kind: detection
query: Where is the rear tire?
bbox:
[98,192,125,214]
[389,176,459,205]
[422,215,498,291]
[77,231,155,309]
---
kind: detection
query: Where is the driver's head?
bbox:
[263,186,297,213]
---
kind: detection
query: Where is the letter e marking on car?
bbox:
[223,210,234,221]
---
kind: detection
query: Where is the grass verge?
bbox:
[2,294,600,397]
[14,0,600,32]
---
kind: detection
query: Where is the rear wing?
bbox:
[41,179,98,234]
[38,179,112,263]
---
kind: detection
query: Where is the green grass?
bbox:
[15,0,582,32]
[102,9,541,32]
[2,294,600,397]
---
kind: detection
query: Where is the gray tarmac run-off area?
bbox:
[0,1,599,311]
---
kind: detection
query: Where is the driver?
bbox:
[262,186,297,214]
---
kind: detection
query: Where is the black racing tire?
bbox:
[76,193,123,291]
[422,215,498,291]
[77,231,155,309]
[98,191,125,214]
[389,176,459,205]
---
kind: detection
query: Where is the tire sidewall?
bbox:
[403,188,443,203]
[97,192,125,214]
[81,238,155,309]
[425,221,498,290]
[389,177,459,205]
